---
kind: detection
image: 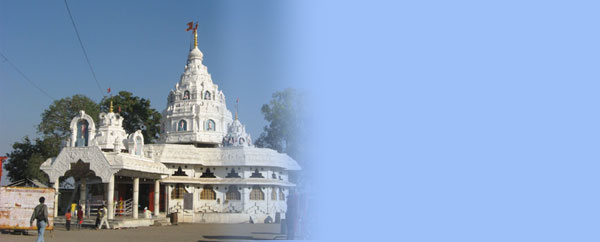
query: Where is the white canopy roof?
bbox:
[147,144,301,171]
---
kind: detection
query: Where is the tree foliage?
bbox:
[5,92,161,184]
[3,136,59,184]
[255,88,305,160]
[99,91,162,144]
[38,94,100,141]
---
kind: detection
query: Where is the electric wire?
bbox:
[63,0,105,97]
[0,52,56,101]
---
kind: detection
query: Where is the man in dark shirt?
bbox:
[30,196,48,242]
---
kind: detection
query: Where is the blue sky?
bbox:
[4,0,600,241]
[0,0,301,182]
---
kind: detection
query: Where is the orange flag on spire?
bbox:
[186,22,194,31]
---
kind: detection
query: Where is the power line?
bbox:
[63,0,105,97]
[0,52,56,101]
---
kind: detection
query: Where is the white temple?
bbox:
[40,28,300,224]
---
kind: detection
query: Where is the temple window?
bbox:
[279,188,285,201]
[183,90,190,100]
[75,120,89,147]
[200,168,216,178]
[271,187,277,200]
[178,120,187,131]
[205,119,216,131]
[204,91,211,100]
[250,186,264,200]
[226,169,241,178]
[272,173,277,179]
[200,185,216,200]
[171,184,185,199]
[250,169,264,178]
[226,185,241,200]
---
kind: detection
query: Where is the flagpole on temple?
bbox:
[186,21,199,48]
[108,87,113,113]
[194,23,198,48]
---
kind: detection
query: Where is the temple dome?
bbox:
[93,111,127,151]
[160,41,233,145]
[188,47,203,60]
[223,118,253,147]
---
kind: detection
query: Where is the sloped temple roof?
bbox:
[41,146,170,183]
[146,144,301,171]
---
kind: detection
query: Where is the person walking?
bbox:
[30,196,48,242]
[95,208,101,229]
[65,208,72,231]
[77,206,84,230]
[97,204,110,229]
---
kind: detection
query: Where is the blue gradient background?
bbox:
[3,0,600,241]
[302,0,600,241]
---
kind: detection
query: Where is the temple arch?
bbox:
[250,186,264,200]
[271,187,277,200]
[205,119,216,131]
[200,185,216,200]
[178,120,187,131]
[226,185,241,200]
[127,130,144,156]
[69,110,96,147]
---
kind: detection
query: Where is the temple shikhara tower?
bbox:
[40,24,300,225]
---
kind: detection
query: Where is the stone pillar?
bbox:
[133,177,139,219]
[80,178,86,216]
[107,174,115,219]
[154,179,160,216]
[53,178,59,217]
[242,186,247,211]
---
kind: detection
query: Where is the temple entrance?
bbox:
[149,184,166,213]
[41,146,169,220]
[140,183,151,211]
[160,184,166,213]
[62,160,105,217]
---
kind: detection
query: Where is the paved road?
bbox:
[0,223,289,241]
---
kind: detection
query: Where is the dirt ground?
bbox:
[0,223,288,241]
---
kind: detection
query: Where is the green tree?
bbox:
[255,88,305,160]
[5,92,161,184]
[4,136,58,184]
[100,91,162,143]
[38,94,100,141]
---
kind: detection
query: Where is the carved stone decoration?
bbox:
[159,44,233,145]
[40,146,116,183]
[126,130,144,157]
[95,111,127,150]
[69,110,96,147]
[245,203,268,215]
[172,167,188,176]
[196,203,219,213]
[223,202,243,213]
[222,119,253,147]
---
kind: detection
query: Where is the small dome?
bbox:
[188,47,203,60]
[223,119,252,147]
